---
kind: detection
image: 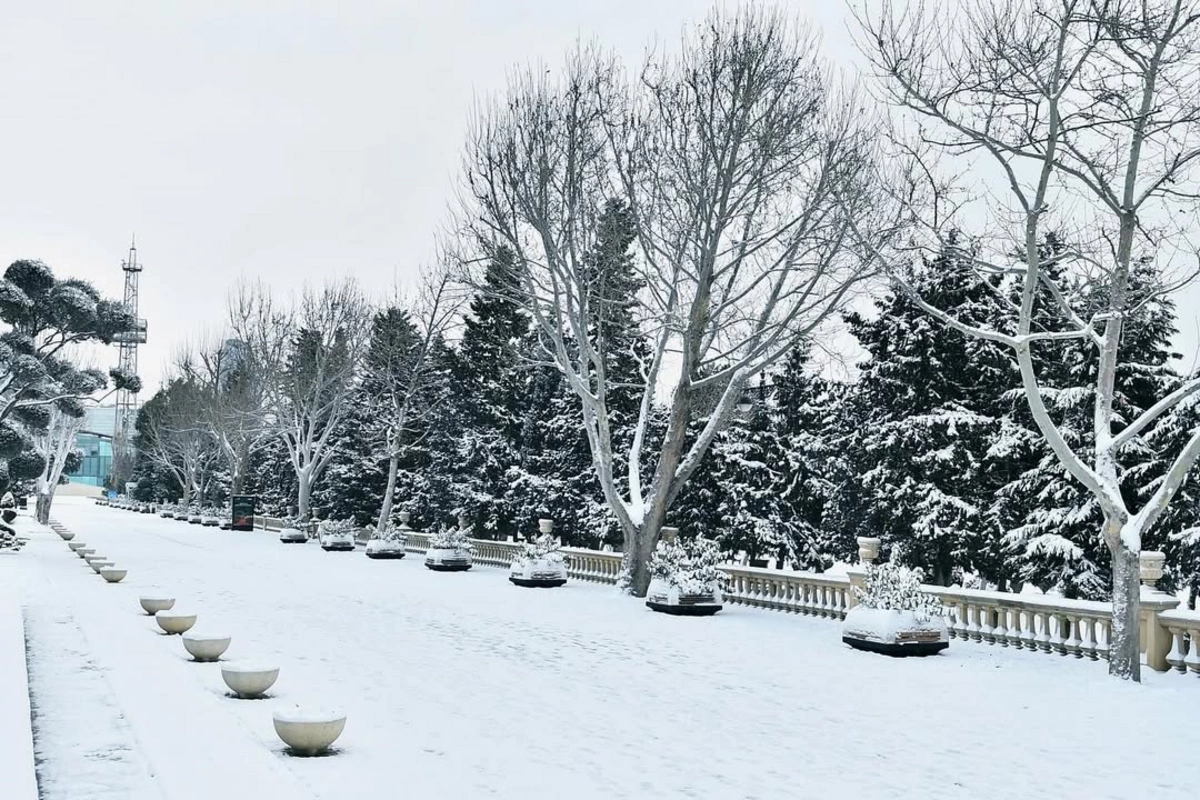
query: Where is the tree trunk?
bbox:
[376,453,400,532]
[297,468,313,521]
[622,522,661,597]
[35,491,51,525]
[1109,541,1142,682]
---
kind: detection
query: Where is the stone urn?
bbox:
[221,663,280,698]
[139,596,175,615]
[156,610,197,635]
[100,567,127,584]
[273,706,347,756]
[182,632,231,662]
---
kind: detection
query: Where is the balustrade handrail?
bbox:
[926,586,1112,616]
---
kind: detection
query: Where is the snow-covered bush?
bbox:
[318,519,357,538]
[854,562,943,623]
[373,522,407,545]
[429,525,473,552]
[648,535,728,596]
[514,531,564,567]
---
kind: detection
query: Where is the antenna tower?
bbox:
[112,240,147,487]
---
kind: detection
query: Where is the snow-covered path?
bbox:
[12,498,1199,799]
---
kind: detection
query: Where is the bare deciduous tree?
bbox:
[366,263,462,532]
[31,404,85,523]
[463,7,881,594]
[239,280,371,521]
[855,0,1200,680]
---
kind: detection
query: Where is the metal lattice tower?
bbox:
[112,239,147,484]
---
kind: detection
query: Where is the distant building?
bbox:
[66,405,118,487]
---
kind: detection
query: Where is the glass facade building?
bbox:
[67,406,117,487]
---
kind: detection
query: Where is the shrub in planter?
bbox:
[425,523,473,571]
[645,530,726,616]
[365,513,408,560]
[187,505,203,525]
[318,519,357,551]
[509,519,567,587]
[201,506,222,527]
[842,562,949,657]
[279,516,309,544]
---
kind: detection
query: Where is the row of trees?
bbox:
[131,1,1200,682]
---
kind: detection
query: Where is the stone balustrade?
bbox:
[723,565,854,619]
[927,587,1113,659]
[247,516,1198,679]
[1159,609,1200,676]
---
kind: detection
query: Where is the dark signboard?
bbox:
[231,495,257,531]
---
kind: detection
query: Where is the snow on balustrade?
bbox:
[927,587,1112,660]
[1160,609,1200,676]
[722,566,852,619]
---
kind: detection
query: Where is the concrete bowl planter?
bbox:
[279,527,308,544]
[424,548,472,571]
[644,579,724,616]
[221,663,280,698]
[273,707,346,756]
[89,559,113,574]
[156,610,197,635]
[182,632,231,662]
[100,567,127,584]
[58,530,75,541]
[841,606,949,657]
[68,541,88,552]
[76,548,96,559]
[139,596,175,615]
[365,538,406,559]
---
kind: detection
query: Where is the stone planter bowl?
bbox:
[273,707,346,756]
[58,530,75,541]
[68,541,87,552]
[221,663,280,698]
[89,560,113,574]
[182,632,231,662]
[101,568,127,584]
[156,610,197,635]
[140,596,175,615]
[77,548,96,559]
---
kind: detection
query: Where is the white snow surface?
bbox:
[6,497,1199,799]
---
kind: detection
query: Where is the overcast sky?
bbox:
[0,1,860,393]
[4,1,1198,396]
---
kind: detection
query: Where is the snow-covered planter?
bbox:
[273,705,347,756]
[156,610,197,635]
[222,663,279,698]
[365,513,408,560]
[509,519,567,588]
[318,519,357,551]
[842,562,949,657]
[645,529,726,616]
[182,632,231,662]
[187,506,203,525]
[279,517,308,544]
[424,523,473,571]
[200,507,221,527]
[140,596,175,615]
[159,505,175,519]
[100,567,127,584]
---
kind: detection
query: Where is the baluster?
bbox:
[965,604,982,642]
[949,601,965,640]
[981,605,998,645]
[1095,619,1110,661]
[1184,629,1200,675]
[993,606,1009,646]
[1008,610,1023,648]
[1079,617,1097,660]
[1165,626,1186,672]
[1034,612,1052,652]
[1020,611,1038,650]
[1063,616,1082,657]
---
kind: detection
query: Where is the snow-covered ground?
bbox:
[6,497,1198,799]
